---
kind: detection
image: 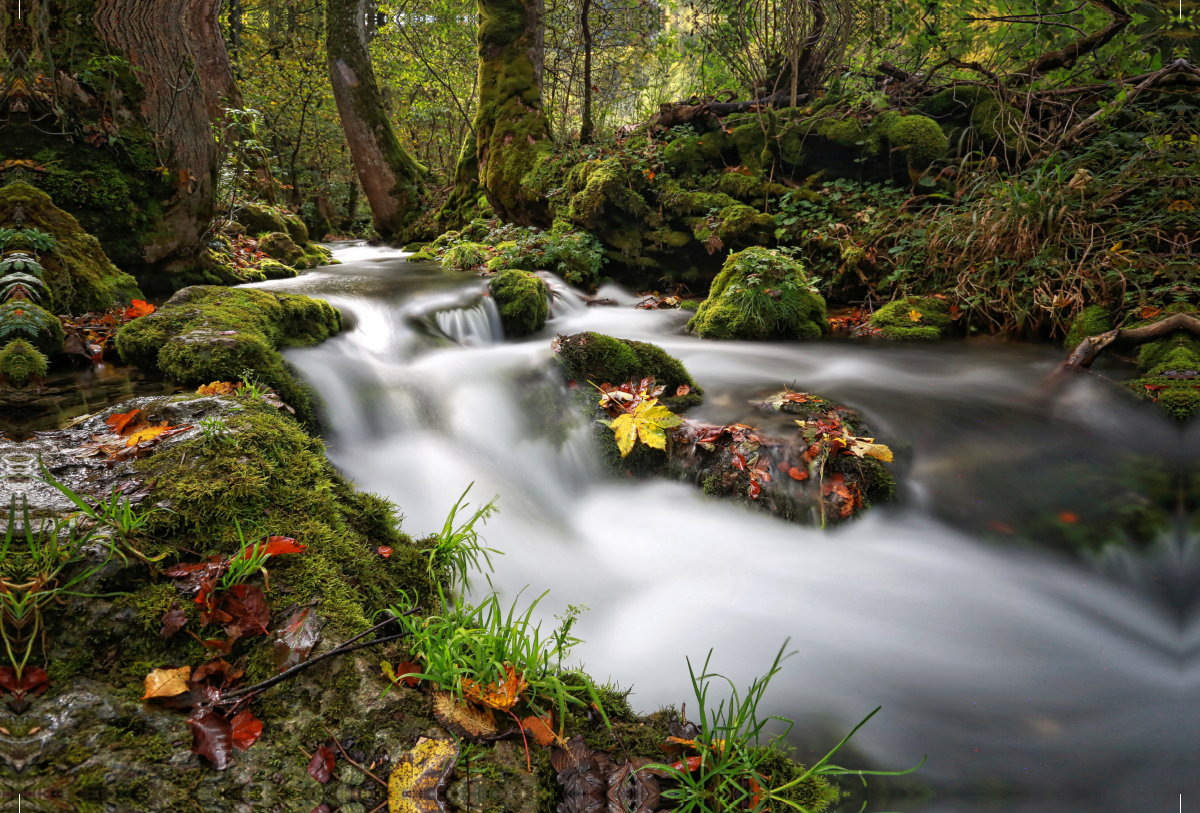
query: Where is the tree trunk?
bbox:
[437,132,483,230]
[579,0,594,143]
[326,0,427,240]
[2,0,238,286]
[474,0,553,227]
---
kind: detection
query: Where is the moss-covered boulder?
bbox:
[0,181,142,313]
[0,338,48,387]
[554,331,703,410]
[406,250,437,263]
[281,212,310,245]
[868,296,952,340]
[1064,305,1113,348]
[688,248,826,340]
[0,301,66,353]
[877,113,950,176]
[259,259,300,280]
[489,270,548,337]
[258,232,308,269]
[238,203,289,236]
[303,242,335,267]
[115,286,341,426]
[1127,326,1200,421]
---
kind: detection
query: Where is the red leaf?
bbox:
[788,467,808,481]
[308,745,335,783]
[237,536,307,559]
[376,546,393,558]
[223,585,271,637]
[671,756,703,772]
[274,607,322,673]
[123,300,156,320]
[394,661,421,688]
[160,607,188,639]
[231,709,263,752]
[188,708,234,770]
[732,454,746,471]
[748,480,761,499]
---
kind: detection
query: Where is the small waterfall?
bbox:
[433,297,504,346]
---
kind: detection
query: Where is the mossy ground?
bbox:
[0,338,49,386]
[489,269,548,337]
[114,286,341,427]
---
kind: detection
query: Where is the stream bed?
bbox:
[252,244,1199,813]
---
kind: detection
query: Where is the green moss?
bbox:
[1064,305,1113,347]
[716,172,766,200]
[0,301,66,352]
[752,747,840,812]
[302,242,334,267]
[869,296,952,340]
[0,181,142,313]
[259,259,299,280]
[238,203,289,236]
[0,338,49,386]
[115,286,341,427]
[815,117,878,154]
[554,331,703,410]
[877,113,949,171]
[566,158,649,228]
[281,212,310,244]
[407,250,438,262]
[689,248,826,340]
[730,122,769,173]
[258,232,309,269]
[715,204,775,243]
[137,400,435,636]
[489,270,548,337]
[662,131,730,177]
[442,241,490,272]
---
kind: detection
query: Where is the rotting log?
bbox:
[1064,313,1200,369]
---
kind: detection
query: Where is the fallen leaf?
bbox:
[0,667,50,697]
[125,424,171,447]
[431,690,499,741]
[522,713,556,746]
[1058,511,1079,524]
[160,607,188,639]
[908,309,923,322]
[230,709,263,752]
[275,607,322,672]
[377,546,393,558]
[384,660,422,688]
[671,756,704,772]
[236,535,307,559]
[788,467,808,481]
[189,707,233,770]
[308,745,336,783]
[461,664,527,711]
[197,381,237,395]
[388,737,460,812]
[675,385,690,397]
[105,408,141,435]
[142,666,192,699]
[124,300,156,320]
[608,398,683,458]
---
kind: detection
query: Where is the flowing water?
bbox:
[251,244,1200,813]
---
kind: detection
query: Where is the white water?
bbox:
[252,246,1200,812]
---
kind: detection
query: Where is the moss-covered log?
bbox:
[326,0,427,240]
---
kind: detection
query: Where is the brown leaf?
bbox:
[788,467,808,481]
[431,690,499,741]
[308,745,336,783]
[142,666,192,700]
[231,709,263,752]
[522,713,556,746]
[461,664,527,711]
[188,707,233,770]
[224,585,271,637]
[160,607,188,639]
[675,385,690,397]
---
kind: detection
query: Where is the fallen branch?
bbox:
[1063,313,1200,369]
[220,609,419,701]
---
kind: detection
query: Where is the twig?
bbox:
[325,726,387,787]
[221,610,418,701]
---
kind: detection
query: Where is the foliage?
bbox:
[422,483,501,596]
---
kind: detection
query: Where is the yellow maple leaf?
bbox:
[908,309,923,322]
[608,399,683,458]
[461,664,528,711]
[142,666,191,699]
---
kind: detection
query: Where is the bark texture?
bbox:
[326,0,426,239]
[474,0,553,227]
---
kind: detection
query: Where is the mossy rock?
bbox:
[115,286,341,427]
[714,204,774,244]
[0,338,48,387]
[566,157,649,228]
[258,232,308,269]
[869,296,951,340]
[0,181,142,314]
[0,301,66,353]
[407,251,437,263]
[443,241,490,272]
[877,113,949,172]
[238,203,289,236]
[303,243,335,267]
[259,259,299,280]
[689,247,826,341]
[1064,305,1113,348]
[489,270,548,338]
[281,212,310,244]
[554,331,703,411]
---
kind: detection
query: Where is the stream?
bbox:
[252,244,1199,813]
